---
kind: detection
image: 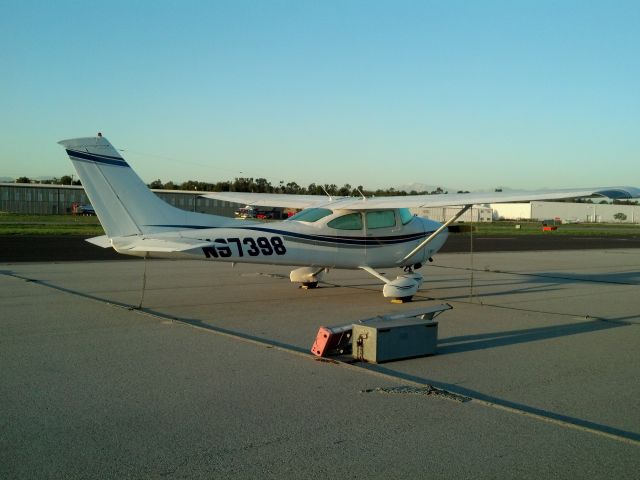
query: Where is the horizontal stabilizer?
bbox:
[111,236,210,253]
[85,235,112,248]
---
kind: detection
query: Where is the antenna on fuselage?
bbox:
[321,185,333,201]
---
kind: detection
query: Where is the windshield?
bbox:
[399,208,414,225]
[288,208,333,222]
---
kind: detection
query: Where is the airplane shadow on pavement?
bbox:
[436,318,628,355]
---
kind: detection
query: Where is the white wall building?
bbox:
[411,205,493,223]
[491,201,640,223]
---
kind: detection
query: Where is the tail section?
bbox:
[59,135,229,238]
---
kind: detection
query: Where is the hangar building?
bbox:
[0,183,237,217]
[491,201,640,223]
[410,205,493,223]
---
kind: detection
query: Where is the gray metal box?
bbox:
[351,318,438,363]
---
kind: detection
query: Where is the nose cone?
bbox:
[422,218,448,255]
[425,220,449,255]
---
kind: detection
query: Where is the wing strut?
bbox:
[399,204,473,264]
[360,266,391,284]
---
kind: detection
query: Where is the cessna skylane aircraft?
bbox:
[59,135,640,301]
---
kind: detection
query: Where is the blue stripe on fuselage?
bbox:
[241,225,427,246]
[66,149,129,167]
[144,224,434,246]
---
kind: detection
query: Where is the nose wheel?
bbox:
[403,262,422,274]
[360,266,424,302]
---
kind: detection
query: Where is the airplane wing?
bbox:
[203,187,640,210]
[202,192,343,208]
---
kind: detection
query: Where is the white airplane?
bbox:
[59,135,640,302]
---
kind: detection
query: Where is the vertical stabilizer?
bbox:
[59,135,227,238]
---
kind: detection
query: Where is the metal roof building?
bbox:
[0,183,238,217]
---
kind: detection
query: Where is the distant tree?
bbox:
[148,179,163,189]
[15,176,31,184]
[284,182,302,194]
[337,184,352,196]
[307,183,324,196]
[179,180,216,191]
[254,177,271,193]
[213,181,231,192]
[180,180,196,190]
[60,175,73,185]
[232,177,254,192]
[324,184,338,195]
[614,212,627,222]
[353,185,366,197]
[371,187,406,197]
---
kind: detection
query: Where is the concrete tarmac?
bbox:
[1,248,639,478]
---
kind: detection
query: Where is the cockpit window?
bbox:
[366,210,396,229]
[327,212,363,230]
[288,208,333,222]
[399,208,414,225]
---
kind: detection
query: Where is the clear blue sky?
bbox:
[1,0,638,190]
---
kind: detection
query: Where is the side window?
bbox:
[288,208,333,222]
[399,208,414,225]
[366,210,396,229]
[327,213,363,230]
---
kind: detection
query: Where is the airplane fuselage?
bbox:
[136,208,447,269]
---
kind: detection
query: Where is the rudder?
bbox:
[59,135,227,238]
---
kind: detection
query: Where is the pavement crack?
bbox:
[361,385,471,402]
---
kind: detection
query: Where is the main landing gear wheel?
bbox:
[290,267,325,289]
